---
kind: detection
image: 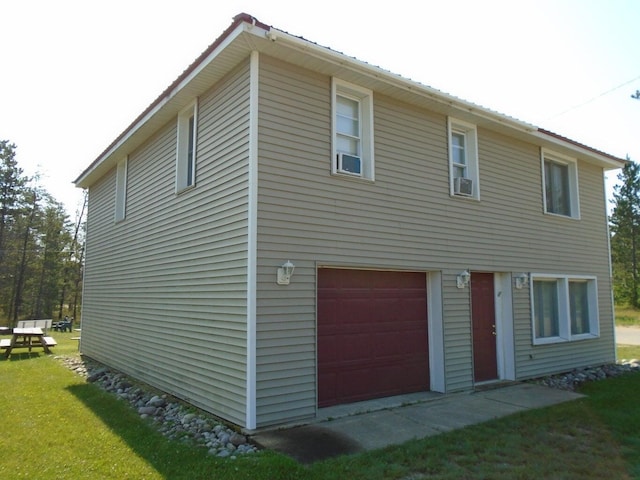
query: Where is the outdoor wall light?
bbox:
[456,270,471,289]
[515,273,530,290]
[277,260,295,285]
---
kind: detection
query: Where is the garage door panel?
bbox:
[317,336,337,362]
[318,269,429,407]
[343,333,374,362]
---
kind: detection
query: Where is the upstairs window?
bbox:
[542,150,579,219]
[332,78,374,180]
[531,274,598,344]
[448,118,479,199]
[115,157,127,222]
[176,101,197,192]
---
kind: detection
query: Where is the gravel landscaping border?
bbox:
[57,354,640,460]
[533,358,640,390]
[57,355,258,458]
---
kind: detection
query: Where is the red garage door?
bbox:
[318,269,429,408]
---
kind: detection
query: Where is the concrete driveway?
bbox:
[616,326,640,345]
[252,383,583,464]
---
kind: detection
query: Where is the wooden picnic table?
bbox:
[1,327,57,358]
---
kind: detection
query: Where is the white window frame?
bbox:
[115,156,127,223]
[530,274,599,345]
[331,78,374,181]
[176,100,198,192]
[541,149,580,219]
[448,117,479,200]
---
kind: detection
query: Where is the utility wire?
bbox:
[545,74,640,121]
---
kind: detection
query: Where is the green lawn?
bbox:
[616,306,640,327]
[1,333,639,479]
[618,344,640,360]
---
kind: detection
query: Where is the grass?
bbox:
[616,306,640,327]
[1,332,640,479]
[618,344,640,360]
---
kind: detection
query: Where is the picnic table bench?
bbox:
[17,319,52,334]
[1,327,56,357]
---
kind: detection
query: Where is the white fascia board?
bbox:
[533,130,625,170]
[267,27,625,169]
[266,27,537,134]
[76,21,269,188]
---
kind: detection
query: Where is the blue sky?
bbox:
[1,0,638,214]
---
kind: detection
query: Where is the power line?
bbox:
[546,75,640,121]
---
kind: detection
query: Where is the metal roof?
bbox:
[75,13,626,188]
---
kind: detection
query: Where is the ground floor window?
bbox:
[531,274,598,344]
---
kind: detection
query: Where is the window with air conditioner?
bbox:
[448,117,479,200]
[332,78,374,181]
[337,152,361,176]
[454,177,473,196]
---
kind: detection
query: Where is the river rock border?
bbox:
[57,355,257,458]
[58,354,640,459]
[533,359,640,390]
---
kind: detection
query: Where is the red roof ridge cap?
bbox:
[538,128,626,164]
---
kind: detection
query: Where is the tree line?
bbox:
[0,136,638,324]
[610,159,640,308]
[0,140,85,327]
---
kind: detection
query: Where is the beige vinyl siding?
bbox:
[254,56,328,426]
[441,278,474,391]
[513,162,615,379]
[254,56,614,424]
[81,59,252,426]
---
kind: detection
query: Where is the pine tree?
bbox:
[0,140,85,324]
[0,141,27,270]
[610,159,640,307]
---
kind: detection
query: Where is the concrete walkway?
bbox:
[252,383,583,464]
[616,326,640,345]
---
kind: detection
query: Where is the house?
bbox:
[74,13,626,431]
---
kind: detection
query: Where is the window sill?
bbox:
[543,210,580,221]
[450,192,480,202]
[176,184,197,196]
[330,172,375,184]
[533,333,599,346]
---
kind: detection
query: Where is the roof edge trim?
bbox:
[537,128,627,169]
[74,13,269,187]
[268,26,626,169]
[267,27,538,134]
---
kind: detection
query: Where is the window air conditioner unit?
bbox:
[454,177,473,196]
[337,153,362,176]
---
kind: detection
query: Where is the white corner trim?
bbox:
[427,272,445,393]
[76,22,259,187]
[245,50,259,430]
[495,273,515,381]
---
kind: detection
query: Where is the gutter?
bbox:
[537,128,627,169]
[266,26,627,169]
[265,26,538,134]
[75,12,627,187]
